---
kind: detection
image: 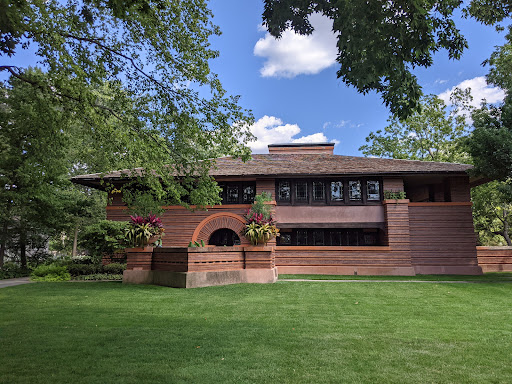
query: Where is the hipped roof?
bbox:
[71,153,473,189]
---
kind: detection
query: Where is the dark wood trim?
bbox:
[408,202,472,207]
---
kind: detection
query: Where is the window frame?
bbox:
[276,178,382,206]
[219,181,256,205]
[276,228,381,246]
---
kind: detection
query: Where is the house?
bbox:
[72,142,484,282]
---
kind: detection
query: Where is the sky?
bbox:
[2,1,507,157]
[208,0,507,155]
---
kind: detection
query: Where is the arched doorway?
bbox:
[191,212,250,245]
[209,228,241,246]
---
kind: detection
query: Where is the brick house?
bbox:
[73,143,484,277]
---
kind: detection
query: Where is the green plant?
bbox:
[0,262,30,280]
[31,264,70,282]
[66,263,100,276]
[188,240,205,248]
[125,215,165,248]
[101,263,126,275]
[383,191,407,200]
[79,220,128,259]
[243,192,279,245]
[73,273,123,281]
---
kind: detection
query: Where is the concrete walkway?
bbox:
[0,277,33,288]
[280,279,512,284]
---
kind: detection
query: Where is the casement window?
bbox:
[276,228,380,246]
[348,180,362,201]
[226,185,239,203]
[367,180,380,201]
[278,181,291,202]
[295,181,308,202]
[280,233,292,245]
[219,182,256,204]
[330,181,343,202]
[312,230,325,246]
[296,230,308,246]
[242,185,255,203]
[276,178,381,205]
[312,181,326,201]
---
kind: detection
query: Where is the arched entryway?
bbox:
[191,212,250,245]
[208,228,241,246]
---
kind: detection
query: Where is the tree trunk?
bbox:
[72,224,79,257]
[0,221,6,269]
[20,230,27,268]
[503,218,512,246]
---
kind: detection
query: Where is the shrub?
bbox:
[70,255,94,265]
[73,273,123,281]
[67,263,100,276]
[31,264,70,282]
[0,262,30,279]
[79,220,128,259]
[101,263,126,275]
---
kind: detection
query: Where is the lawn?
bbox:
[279,272,512,282]
[1,281,511,383]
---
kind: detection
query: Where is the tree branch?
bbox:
[0,65,171,156]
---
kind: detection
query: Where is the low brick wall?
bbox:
[124,246,277,288]
[126,246,275,272]
[477,246,512,272]
[275,246,415,276]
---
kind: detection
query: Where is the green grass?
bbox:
[1,281,512,383]
[279,272,512,282]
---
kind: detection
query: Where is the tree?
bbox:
[262,0,509,119]
[1,0,254,208]
[467,27,512,181]
[0,73,78,267]
[472,181,512,245]
[359,93,471,163]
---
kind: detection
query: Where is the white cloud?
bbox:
[439,76,505,108]
[254,13,337,78]
[247,115,339,153]
[323,120,362,130]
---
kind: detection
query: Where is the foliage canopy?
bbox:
[262,0,510,119]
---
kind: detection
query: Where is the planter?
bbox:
[244,246,274,269]
[125,246,154,271]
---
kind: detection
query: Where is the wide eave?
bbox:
[71,154,474,189]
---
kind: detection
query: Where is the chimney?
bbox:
[268,143,334,155]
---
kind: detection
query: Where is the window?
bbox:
[219,182,256,204]
[330,231,342,246]
[226,185,239,203]
[295,181,308,202]
[330,181,343,202]
[275,178,383,205]
[312,182,325,201]
[348,181,362,201]
[278,181,291,201]
[312,230,325,246]
[279,233,292,245]
[367,180,380,201]
[243,184,255,204]
[296,230,308,246]
[276,228,381,246]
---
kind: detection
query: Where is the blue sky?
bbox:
[3,1,506,157]
[208,0,507,155]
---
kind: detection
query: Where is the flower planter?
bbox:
[244,246,274,269]
[125,246,154,271]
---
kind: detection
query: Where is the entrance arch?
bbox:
[191,212,250,245]
[209,228,241,246]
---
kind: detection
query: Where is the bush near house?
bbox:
[31,264,70,282]
[0,262,30,280]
